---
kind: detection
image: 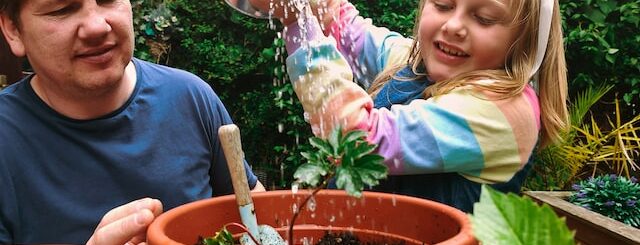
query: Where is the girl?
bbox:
[258,0,568,212]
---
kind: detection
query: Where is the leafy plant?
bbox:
[202,127,387,245]
[569,174,640,228]
[294,127,388,197]
[526,85,640,191]
[198,222,260,245]
[287,126,387,244]
[132,0,183,64]
[470,185,576,245]
[562,0,640,106]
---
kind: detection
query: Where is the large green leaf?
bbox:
[470,186,576,245]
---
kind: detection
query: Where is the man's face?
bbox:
[0,0,134,96]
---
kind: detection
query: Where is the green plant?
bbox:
[201,127,387,245]
[132,0,183,64]
[198,223,260,245]
[294,127,387,197]
[470,185,576,245]
[568,174,640,228]
[562,0,640,106]
[526,85,640,191]
[288,127,387,244]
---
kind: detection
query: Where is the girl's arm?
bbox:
[286,18,540,184]
[285,1,412,89]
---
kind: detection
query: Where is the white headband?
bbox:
[530,0,554,78]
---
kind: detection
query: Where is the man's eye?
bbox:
[47,4,77,16]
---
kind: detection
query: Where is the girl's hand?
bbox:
[249,0,342,30]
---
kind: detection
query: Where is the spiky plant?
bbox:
[527,85,640,190]
[569,174,640,228]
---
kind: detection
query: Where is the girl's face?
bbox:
[418,0,519,82]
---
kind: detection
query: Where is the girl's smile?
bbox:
[433,41,469,66]
[419,0,519,82]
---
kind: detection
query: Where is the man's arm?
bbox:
[251,180,266,192]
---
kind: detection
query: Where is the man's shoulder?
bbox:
[0,78,31,109]
[133,58,202,82]
[133,58,210,90]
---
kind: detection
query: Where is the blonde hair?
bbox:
[368,0,568,148]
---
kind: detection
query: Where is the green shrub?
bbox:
[569,174,640,228]
[562,0,640,106]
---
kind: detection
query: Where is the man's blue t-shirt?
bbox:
[0,58,258,243]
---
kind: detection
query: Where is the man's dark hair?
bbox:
[0,0,23,26]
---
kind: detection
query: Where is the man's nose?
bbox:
[78,9,112,41]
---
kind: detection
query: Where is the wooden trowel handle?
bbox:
[219,124,252,206]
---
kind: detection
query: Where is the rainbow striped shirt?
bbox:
[284,3,539,184]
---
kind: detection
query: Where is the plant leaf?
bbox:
[294,163,329,187]
[308,137,333,157]
[335,154,387,197]
[334,167,364,197]
[470,185,576,245]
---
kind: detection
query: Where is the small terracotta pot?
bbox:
[147,190,477,245]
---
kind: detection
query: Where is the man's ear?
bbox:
[0,14,25,57]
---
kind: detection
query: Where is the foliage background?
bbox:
[132,0,639,190]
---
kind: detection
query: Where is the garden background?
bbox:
[8,0,638,191]
[131,0,639,190]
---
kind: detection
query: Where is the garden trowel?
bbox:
[219,124,286,245]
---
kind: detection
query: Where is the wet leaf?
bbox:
[470,186,576,245]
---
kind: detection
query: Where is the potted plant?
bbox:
[525,174,640,245]
[147,127,477,245]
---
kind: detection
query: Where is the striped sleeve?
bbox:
[322,1,412,88]
[286,17,540,184]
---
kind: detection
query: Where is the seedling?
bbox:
[202,126,388,245]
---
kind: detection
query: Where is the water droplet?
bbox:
[291,182,299,194]
[278,123,284,133]
[307,196,316,211]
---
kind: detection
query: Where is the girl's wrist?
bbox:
[284,15,325,54]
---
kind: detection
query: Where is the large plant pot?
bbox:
[525,191,640,245]
[147,190,477,245]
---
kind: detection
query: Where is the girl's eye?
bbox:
[475,15,497,25]
[433,1,453,11]
[97,0,117,5]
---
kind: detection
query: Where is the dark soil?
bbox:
[197,232,408,245]
[316,232,406,245]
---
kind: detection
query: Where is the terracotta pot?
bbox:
[147,190,477,245]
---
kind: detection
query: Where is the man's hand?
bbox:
[86,198,163,245]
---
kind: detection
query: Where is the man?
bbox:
[0,0,265,243]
